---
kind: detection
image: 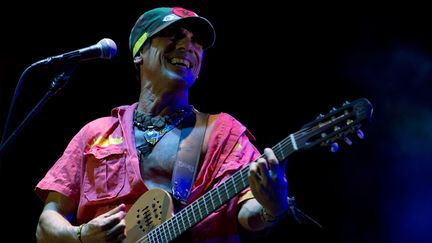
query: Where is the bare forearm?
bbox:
[36,210,79,243]
[238,199,278,232]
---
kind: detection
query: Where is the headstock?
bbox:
[294,98,373,152]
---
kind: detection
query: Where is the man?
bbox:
[35,7,290,242]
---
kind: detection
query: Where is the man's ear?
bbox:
[134,54,143,64]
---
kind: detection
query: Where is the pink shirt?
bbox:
[35,103,260,242]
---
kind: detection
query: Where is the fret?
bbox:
[230,177,236,195]
[203,193,210,215]
[158,227,165,242]
[223,181,229,200]
[150,227,160,243]
[236,175,241,190]
[171,215,179,238]
[160,225,166,242]
[210,188,219,210]
[179,209,186,232]
[209,192,215,211]
[216,186,222,205]
[163,221,170,242]
[148,232,154,243]
[277,142,285,161]
[196,198,203,219]
[190,202,197,223]
[241,168,248,188]
[232,178,238,194]
[185,207,192,228]
[273,136,290,161]
[289,134,298,151]
[164,227,168,242]
[200,195,208,216]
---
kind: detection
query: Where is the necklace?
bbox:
[133,106,193,145]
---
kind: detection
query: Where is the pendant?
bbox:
[143,126,159,145]
[143,124,174,145]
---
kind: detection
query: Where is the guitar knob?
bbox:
[357,129,364,139]
[330,142,339,153]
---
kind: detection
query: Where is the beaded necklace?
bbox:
[133,106,193,146]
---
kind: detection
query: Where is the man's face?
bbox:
[140,24,204,89]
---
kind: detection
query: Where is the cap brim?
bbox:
[151,16,216,50]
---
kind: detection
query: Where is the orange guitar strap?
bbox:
[172,111,209,205]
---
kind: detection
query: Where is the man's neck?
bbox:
[137,87,189,116]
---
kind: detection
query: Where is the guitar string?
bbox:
[148,136,298,239]
[162,135,299,237]
[142,152,293,242]
[138,106,363,242]
[144,140,300,243]
[139,127,316,243]
[140,124,335,243]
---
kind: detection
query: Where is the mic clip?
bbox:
[49,63,78,95]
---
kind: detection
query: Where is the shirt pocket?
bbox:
[83,145,127,201]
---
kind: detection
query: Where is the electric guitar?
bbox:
[124,98,373,243]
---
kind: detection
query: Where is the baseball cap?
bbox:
[129,7,216,57]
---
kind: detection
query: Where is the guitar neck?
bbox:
[141,135,297,242]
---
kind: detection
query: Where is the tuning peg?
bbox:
[343,136,352,145]
[330,142,339,153]
[357,129,364,139]
[316,114,324,120]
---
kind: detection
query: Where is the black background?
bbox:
[1,1,432,242]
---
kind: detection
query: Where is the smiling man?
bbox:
[35,7,291,243]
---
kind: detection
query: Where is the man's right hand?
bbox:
[80,204,127,243]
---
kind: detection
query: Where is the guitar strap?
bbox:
[172,111,209,205]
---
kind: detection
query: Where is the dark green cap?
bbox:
[129,7,216,57]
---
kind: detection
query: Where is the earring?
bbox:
[134,56,142,64]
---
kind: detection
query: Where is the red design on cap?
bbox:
[172,7,197,17]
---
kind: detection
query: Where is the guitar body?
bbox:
[124,189,174,243]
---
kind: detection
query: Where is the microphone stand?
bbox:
[0,63,78,157]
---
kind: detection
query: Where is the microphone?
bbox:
[34,38,117,66]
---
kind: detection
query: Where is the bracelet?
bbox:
[77,224,85,243]
[260,207,283,223]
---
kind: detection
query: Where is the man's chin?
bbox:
[165,71,195,85]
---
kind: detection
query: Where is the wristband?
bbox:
[77,224,85,243]
[260,207,284,223]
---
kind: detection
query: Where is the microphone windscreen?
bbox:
[98,38,117,59]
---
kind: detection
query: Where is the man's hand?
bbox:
[248,148,289,218]
[81,204,127,243]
